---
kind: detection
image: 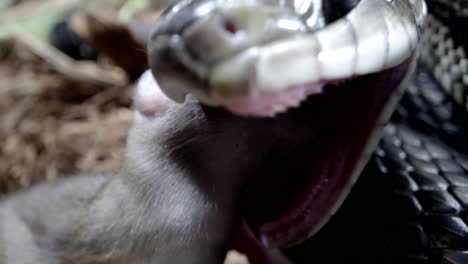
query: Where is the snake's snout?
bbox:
[148,0,215,103]
[148,0,309,105]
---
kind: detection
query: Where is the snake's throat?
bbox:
[234,54,417,261]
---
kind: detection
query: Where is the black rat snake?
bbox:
[49,0,468,263]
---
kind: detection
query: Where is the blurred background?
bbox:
[0,0,164,194]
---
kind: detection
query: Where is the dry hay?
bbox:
[0,39,134,195]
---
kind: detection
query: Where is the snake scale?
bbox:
[281,1,468,263]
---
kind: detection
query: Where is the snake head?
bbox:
[148,0,426,116]
[149,0,426,117]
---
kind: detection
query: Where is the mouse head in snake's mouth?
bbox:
[148,0,426,261]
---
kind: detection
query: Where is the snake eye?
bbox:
[223,17,239,35]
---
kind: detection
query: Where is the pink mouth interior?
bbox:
[224,83,325,117]
[229,57,414,263]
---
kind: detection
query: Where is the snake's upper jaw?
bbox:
[211,0,427,107]
[148,0,310,105]
[149,0,426,117]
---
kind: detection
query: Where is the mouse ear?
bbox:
[134,70,175,118]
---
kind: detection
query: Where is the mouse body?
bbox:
[0,71,305,264]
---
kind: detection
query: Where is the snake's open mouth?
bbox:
[229,55,416,262]
[224,83,325,117]
[147,0,425,262]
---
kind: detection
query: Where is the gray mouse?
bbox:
[0,70,305,264]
